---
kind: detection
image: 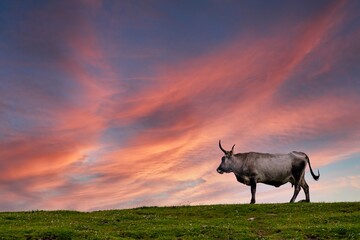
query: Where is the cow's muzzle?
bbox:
[217,168,224,174]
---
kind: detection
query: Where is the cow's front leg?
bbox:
[250,179,256,204]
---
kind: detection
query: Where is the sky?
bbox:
[0,0,359,211]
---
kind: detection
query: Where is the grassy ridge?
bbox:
[0,202,359,239]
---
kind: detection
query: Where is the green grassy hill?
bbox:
[0,202,359,239]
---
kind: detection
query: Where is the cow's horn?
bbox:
[219,140,227,154]
[231,144,235,153]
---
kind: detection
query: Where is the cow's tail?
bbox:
[304,154,320,181]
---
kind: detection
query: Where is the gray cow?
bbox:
[216,140,320,204]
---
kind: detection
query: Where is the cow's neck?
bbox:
[231,154,252,185]
[231,153,247,174]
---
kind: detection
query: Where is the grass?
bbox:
[0,202,359,239]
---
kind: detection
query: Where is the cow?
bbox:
[216,140,320,204]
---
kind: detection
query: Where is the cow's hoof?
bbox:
[298,199,310,203]
[250,200,255,204]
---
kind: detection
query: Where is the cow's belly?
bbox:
[258,173,293,187]
[260,179,291,187]
[236,175,293,187]
[255,158,293,186]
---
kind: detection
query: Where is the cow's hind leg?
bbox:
[290,183,301,203]
[290,160,306,203]
[300,179,310,202]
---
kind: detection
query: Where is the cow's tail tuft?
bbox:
[304,154,320,181]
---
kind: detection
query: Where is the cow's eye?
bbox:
[222,157,226,162]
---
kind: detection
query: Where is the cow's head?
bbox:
[217,140,235,174]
